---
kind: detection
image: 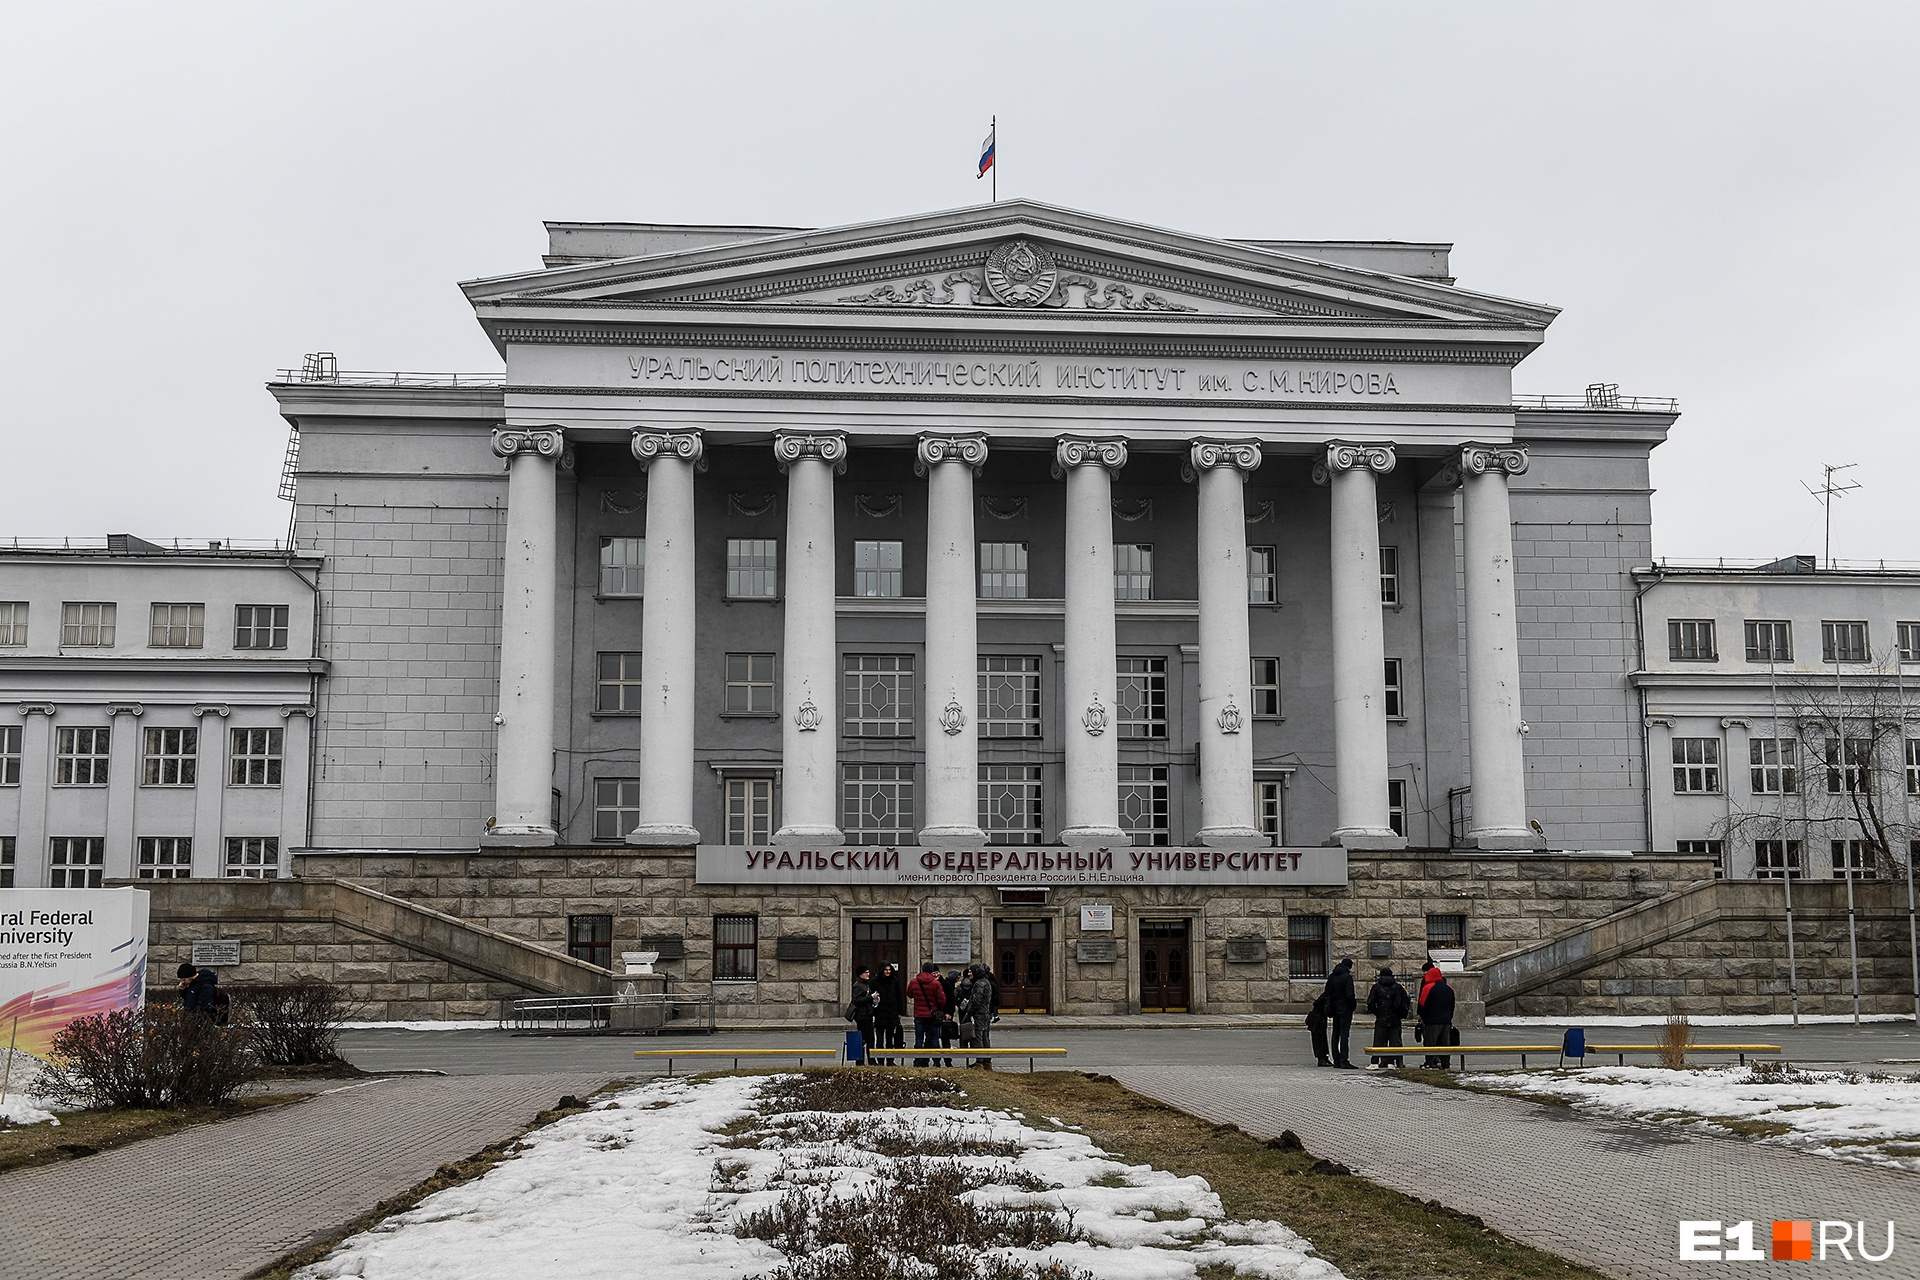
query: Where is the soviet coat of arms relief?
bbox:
[983,238,1060,306]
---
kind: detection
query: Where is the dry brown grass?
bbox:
[1657,1016,1692,1070]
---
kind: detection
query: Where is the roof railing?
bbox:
[1513,390,1679,413]
[274,366,505,388]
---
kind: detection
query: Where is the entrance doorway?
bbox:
[851,919,908,1002]
[1139,919,1190,1013]
[994,919,1051,1013]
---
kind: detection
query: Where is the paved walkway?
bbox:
[0,1072,609,1280]
[1114,1065,1920,1280]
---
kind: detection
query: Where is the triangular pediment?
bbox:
[463,200,1557,329]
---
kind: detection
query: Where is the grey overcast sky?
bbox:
[2,1,1914,561]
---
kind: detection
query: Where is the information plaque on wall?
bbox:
[1079,905,1113,932]
[930,918,973,965]
[191,940,242,967]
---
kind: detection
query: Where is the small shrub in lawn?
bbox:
[33,1005,261,1109]
[230,982,359,1066]
[1657,1015,1691,1070]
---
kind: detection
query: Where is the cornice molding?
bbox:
[511,383,1516,416]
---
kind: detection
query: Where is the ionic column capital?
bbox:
[631,428,706,471]
[1052,435,1128,479]
[491,428,565,461]
[773,432,848,475]
[915,432,989,477]
[1184,438,1263,481]
[1312,441,1396,485]
[1459,441,1530,479]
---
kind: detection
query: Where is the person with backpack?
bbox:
[1322,957,1358,1069]
[906,962,946,1066]
[1364,968,1411,1068]
[846,964,879,1064]
[1305,991,1332,1067]
[176,962,219,1019]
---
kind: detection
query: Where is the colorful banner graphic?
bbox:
[0,888,150,1062]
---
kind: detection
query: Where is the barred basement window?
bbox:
[1745,620,1791,663]
[1383,659,1404,718]
[726,539,778,599]
[1750,738,1797,794]
[713,915,759,980]
[56,727,110,786]
[229,728,283,786]
[50,837,105,888]
[224,837,279,879]
[593,778,641,840]
[1388,778,1408,838]
[0,836,12,888]
[1822,620,1869,663]
[600,537,645,596]
[724,653,776,715]
[979,764,1042,844]
[978,655,1041,737]
[568,914,613,970]
[0,724,19,786]
[0,601,26,646]
[1118,764,1169,846]
[1114,544,1153,600]
[1287,916,1328,979]
[725,777,774,845]
[142,727,198,786]
[1116,656,1167,739]
[843,655,915,737]
[1831,841,1878,880]
[1825,737,1871,794]
[1250,658,1281,717]
[1755,839,1802,880]
[596,652,644,712]
[843,764,914,845]
[1676,839,1724,879]
[1901,622,1920,664]
[1247,546,1277,604]
[1667,619,1715,661]
[234,604,289,650]
[1671,737,1720,793]
[61,602,115,647]
[1379,546,1400,605]
[979,542,1029,599]
[137,836,192,879]
[853,541,903,597]
[1426,914,1467,965]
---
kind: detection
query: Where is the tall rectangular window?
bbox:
[596,652,644,712]
[137,836,193,879]
[1755,839,1802,879]
[600,537,645,596]
[853,541,903,597]
[979,542,1029,598]
[1672,737,1720,793]
[713,915,759,980]
[1908,740,1920,796]
[1114,544,1153,600]
[224,837,279,879]
[726,539,779,598]
[843,764,914,845]
[1822,620,1869,663]
[49,837,105,888]
[149,603,205,649]
[0,724,19,786]
[1825,737,1871,794]
[724,653,776,714]
[1247,546,1277,604]
[1901,622,1920,664]
[978,655,1041,737]
[1287,916,1329,979]
[0,837,12,888]
[1383,658,1404,718]
[142,727,198,786]
[0,601,26,645]
[1116,656,1168,739]
[1831,841,1878,880]
[235,605,289,650]
[1250,658,1281,717]
[843,655,915,737]
[1750,738,1797,794]
[725,778,774,845]
[979,764,1042,844]
[229,728,284,786]
[1667,619,1716,661]
[1258,779,1285,846]
[1118,764,1169,846]
[1676,838,1724,878]
[1388,778,1408,837]
[61,602,115,647]
[593,778,641,840]
[1379,546,1400,605]
[567,914,613,970]
[1744,620,1791,663]
[55,727,110,785]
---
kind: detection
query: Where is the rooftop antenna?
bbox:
[1803,463,1860,570]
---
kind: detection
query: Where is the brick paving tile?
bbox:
[0,1072,611,1280]
[1114,1066,1920,1280]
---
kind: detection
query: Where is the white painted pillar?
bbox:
[1055,437,1129,843]
[1318,441,1404,849]
[105,703,142,879]
[1460,443,1536,848]
[629,428,705,846]
[485,428,564,846]
[774,432,847,842]
[1189,439,1263,846]
[16,705,53,884]
[916,433,988,842]
[192,704,231,875]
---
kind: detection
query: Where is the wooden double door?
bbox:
[852,919,907,1008]
[994,918,1050,1013]
[1139,918,1191,1013]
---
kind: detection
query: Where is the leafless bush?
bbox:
[230,982,359,1066]
[33,1006,260,1109]
[755,1068,965,1115]
[1657,1016,1691,1070]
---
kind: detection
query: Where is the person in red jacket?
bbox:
[1417,959,1444,1067]
[907,962,947,1066]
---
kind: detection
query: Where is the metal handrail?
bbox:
[1513,393,1679,413]
[273,369,506,388]
[501,987,718,1035]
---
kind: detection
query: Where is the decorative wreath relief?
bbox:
[939,696,968,736]
[793,696,822,732]
[1083,693,1109,737]
[1217,697,1243,735]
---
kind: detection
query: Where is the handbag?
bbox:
[1413,1022,1424,1043]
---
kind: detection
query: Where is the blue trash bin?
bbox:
[845,1029,866,1065]
[1562,1027,1586,1064]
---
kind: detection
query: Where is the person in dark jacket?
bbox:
[906,962,946,1066]
[942,969,965,1065]
[1322,957,1357,1068]
[177,962,219,1018]
[960,963,995,1067]
[1421,974,1458,1069]
[849,965,879,1064]
[1416,960,1443,1067]
[875,963,905,1061]
[1363,968,1411,1068]
[1305,992,1331,1067]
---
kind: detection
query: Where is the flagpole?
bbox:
[992,115,997,202]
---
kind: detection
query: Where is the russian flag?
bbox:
[977,127,995,178]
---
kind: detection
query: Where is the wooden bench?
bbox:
[632,1048,838,1076]
[1363,1043,1784,1068]
[862,1048,1069,1072]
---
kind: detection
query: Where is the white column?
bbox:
[1056,437,1128,843]
[191,704,231,875]
[1318,441,1404,849]
[1460,443,1537,848]
[1189,439,1263,846]
[105,703,142,878]
[16,705,53,885]
[774,431,847,842]
[628,428,705,846]
[916,433,988,843]
[485,428,564,846]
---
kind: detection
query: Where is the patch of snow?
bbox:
[1463,1063,1920,1174]
[0,1096,58,1127]
[1488,1013,1910,1027]
[294,1073,1345,1280]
